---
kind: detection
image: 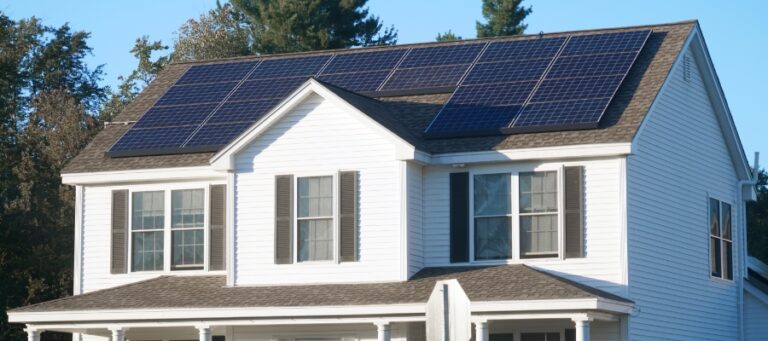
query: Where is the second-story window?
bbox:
[519,171,559,258]
[473,173,512,260]
[297,176,334,262]
[710,198,733,280]
[131,191,165,272]
[172,189,205,270]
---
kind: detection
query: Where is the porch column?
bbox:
[572,316,593,341]
[197,325,212,341]
[24,327,41,341]
[375,322,391,341]
[109,327,126,341]
[474,321,489,341]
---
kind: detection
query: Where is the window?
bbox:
[171,189,205,270]
[710,198,733,280]
[297,176,334,262]
[474,173,512,260]
[521,333,560,341]
[519,172,559,258]
[131,191,165,271]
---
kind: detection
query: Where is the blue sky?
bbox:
[2,0,765,162]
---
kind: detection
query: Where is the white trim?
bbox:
[399,161,408,280]
[73,186,84,295]
[429,143,632,165]
[748,256,768,278]
[470,298,634,315]
[618,157,629,294]
[226,171,236,286]
[744,280,768,305]
[62,167,226,186]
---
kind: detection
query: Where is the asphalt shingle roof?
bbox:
[62,21,695,174]
[10,265,630,313]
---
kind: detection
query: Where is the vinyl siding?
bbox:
[626,49,741,339]
[233,94,404,285]
[422,158,626,296]
[407,161,424,277]
[745,291,768,340]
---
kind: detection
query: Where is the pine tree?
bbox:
[172,2,253,62]
[436,30,462,42]
[476,0,532,38]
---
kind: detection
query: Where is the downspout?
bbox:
[736,152,759,341]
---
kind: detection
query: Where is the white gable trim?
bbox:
[633,24,753,183]
[210,79,418,171]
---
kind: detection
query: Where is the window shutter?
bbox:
[339,171,358,262]
[274,175,294,264]
[209,184,227,271]
[564,166,585,258]
[111,190,129,274]
[450,172,470,263]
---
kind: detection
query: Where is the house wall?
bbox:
[421,157,627,296]
[407,161,424,277]
[626,48,742,339]
[744,290,768,340]
[233,94,405,285]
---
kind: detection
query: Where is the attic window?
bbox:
[683,55,692,83]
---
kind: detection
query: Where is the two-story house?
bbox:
[9,20,768,341]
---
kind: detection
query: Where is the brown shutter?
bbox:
[450,172,470,263]
[209,184,227,271]
[275,175,294,264]
[339,171,358,262]
[111,190,129,274]
[564,166,585,258]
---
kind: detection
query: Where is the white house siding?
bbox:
[626,48,741,339]
[745,290,768,340]
[232,324,407,341]
[233,94,404,285]
[421,158,626,296]
[407,161,424,277]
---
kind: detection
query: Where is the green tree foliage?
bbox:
[231,0,397,54]
[436,30,462,42]
[172,2,254,62]
[0,13,107,340]
[476,0,532,38]
[748,170,768,263]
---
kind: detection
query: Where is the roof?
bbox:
[62,21,695,174]
[10,264,630,313]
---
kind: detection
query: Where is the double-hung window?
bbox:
[473,173,512,260]
[131,191,165,271]
[710,198,733,280]
[519,171,559,258]
[297,176,334,262]
[171,189,205,270]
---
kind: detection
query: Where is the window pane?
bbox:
[474,174,510,216]
[132,231,164,271]
[298,219,334,261]
[171,189,204,229]
[721,202,732,240]
[709,198,720,236]
[475,217,511,260]
[724,240,733,280]
[520,172,558,213]
[710,236,722,277]
[172,229,204,268]
[521,215,558,257]
[132,191,164,230]
[298,176,333,218]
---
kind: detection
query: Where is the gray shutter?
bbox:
[450,172,470,263]
[564,166,585,258]
[339,171,358,262]
[209,184,227,271]
[274,175,294,264]
[111,190,129,274]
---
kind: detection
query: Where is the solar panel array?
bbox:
[109,29,652,157]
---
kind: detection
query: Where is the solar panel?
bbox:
[184,122,253,147]
[463,58,551,85]
[155,81,239,106]
[207,99,280,123]
[248,55,332,80]
[399,43,485,68]
[228,77,307,102]
[321,49,407,74]
[380,64,468,91]
[317,70,391,92]
[479,37,566,63]
[511,98,608,130]
[545,52,637,79]
[133,103,219,129]
[176,61,258,85]
[425,105,523,137]
[561,30,651,56]
[110,125,198,153]
[529,75,624,103]
[450,81,537,106]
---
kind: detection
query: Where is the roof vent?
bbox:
[683,55,692,83]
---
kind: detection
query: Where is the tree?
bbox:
[476,0,532,38]
[436,30,462,42]
[231,0,397,54]
[172,2,253,62]
[748,169,768,263]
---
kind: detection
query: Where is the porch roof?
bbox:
[11,265,630,314]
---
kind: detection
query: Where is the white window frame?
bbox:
[467,164,565,264]
[293,172,338,264]
[518,170,562,259]
[129,190,165,272]
[125,181,224,274]
[170,188,207,271]
[708,195,734,282]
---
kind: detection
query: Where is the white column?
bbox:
[474,321,489,341]
[572,317,592,341]
[24,327,40,341]
[376,322,391,341]
[109,327,126,341]
[197,325,212,341]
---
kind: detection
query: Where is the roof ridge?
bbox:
[170,20,698,66]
